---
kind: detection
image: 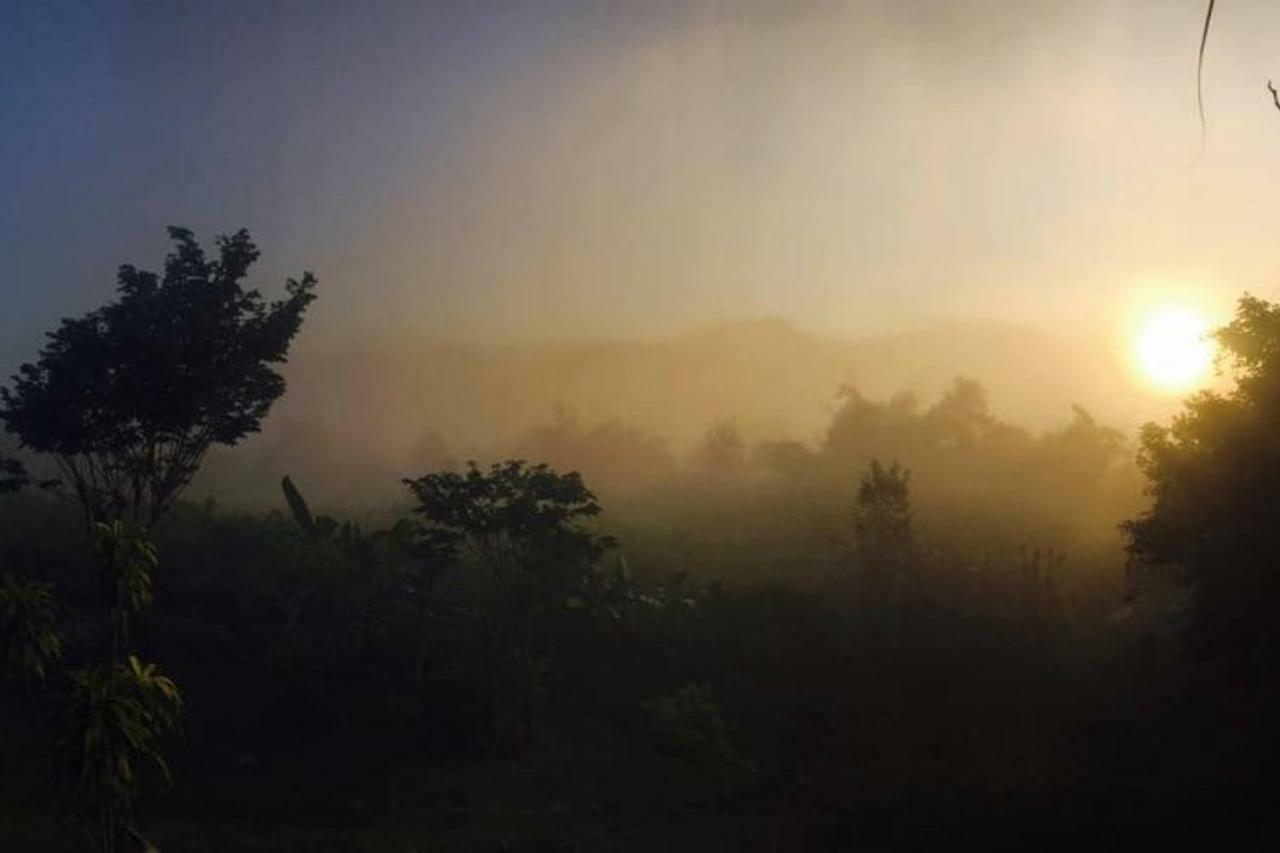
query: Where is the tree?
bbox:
[693,421,745,481]
[403,460,615,611]
[1124,295,1280,678]
[2,523,178,852]
[824,386,922,465]
[62,655,182,853]
[403,460,616,752]
[518,408,675,496]
[67,522,180,852]
[853,459,913,581]
[0,227,317,529]
[93,520,159,658]
[925,377,996,451]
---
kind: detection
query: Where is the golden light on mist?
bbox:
[1133,307,1215,392]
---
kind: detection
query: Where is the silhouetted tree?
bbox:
[1033,404,1127,506]
[853,459,913,581]
[693,421,745,481]
[925,377,995,451]
[1124,295,1280,679]
[518,407,674,495]
[403,460,615,610]
[0,227,317,529]
[403,460,615,751]
[825,386,922,465]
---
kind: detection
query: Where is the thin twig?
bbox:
[1269,80,1280,113]
[1198,0,1216,152]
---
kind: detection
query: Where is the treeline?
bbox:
[503,377,1140,591]
[1,229,1276,849]
[0,451,1165,850]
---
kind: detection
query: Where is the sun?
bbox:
[1133,307,1215,391]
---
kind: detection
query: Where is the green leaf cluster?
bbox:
[63,655,183,839]
[0,572,62,683]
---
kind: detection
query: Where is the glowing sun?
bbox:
[1134,307,1215,391]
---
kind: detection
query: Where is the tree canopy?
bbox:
[1125,294,1280,671]
[404,460,615,609]
[0,227,316,528]
[853,459,913,579]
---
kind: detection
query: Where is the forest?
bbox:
[2,227,1278,851]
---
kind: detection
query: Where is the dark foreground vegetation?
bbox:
[3,231,1279,850]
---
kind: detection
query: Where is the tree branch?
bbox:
[1198,0,1216,146]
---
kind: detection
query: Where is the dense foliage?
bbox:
[0,573,61,683]
[404,460,616,607]
[1125,294,1280,680]
[62,655,182,853]
[1,226,311,851]
[0,227,316,528]
[3,243,1279,847]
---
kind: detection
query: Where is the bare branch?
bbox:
[1192,0,1213,147]
[1198,0,1216,146]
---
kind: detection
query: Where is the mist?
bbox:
[6,0,1276,498]
[7,1,1280,849]
[5,0,1280,351]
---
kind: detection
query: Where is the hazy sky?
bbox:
[5,0,1280,366]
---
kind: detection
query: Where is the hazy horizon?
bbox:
[2,0,1271,505]
[6,1,1280,367]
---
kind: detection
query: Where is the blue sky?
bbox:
[5,0,1280,374]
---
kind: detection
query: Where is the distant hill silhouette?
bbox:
[192,318,1162,509]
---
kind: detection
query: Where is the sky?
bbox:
[5,0,1280,376]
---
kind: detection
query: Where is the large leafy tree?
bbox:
[1,227,316,528]
[1124,295,1280,675]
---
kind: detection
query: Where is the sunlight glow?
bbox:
[1134,307,1215,392]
